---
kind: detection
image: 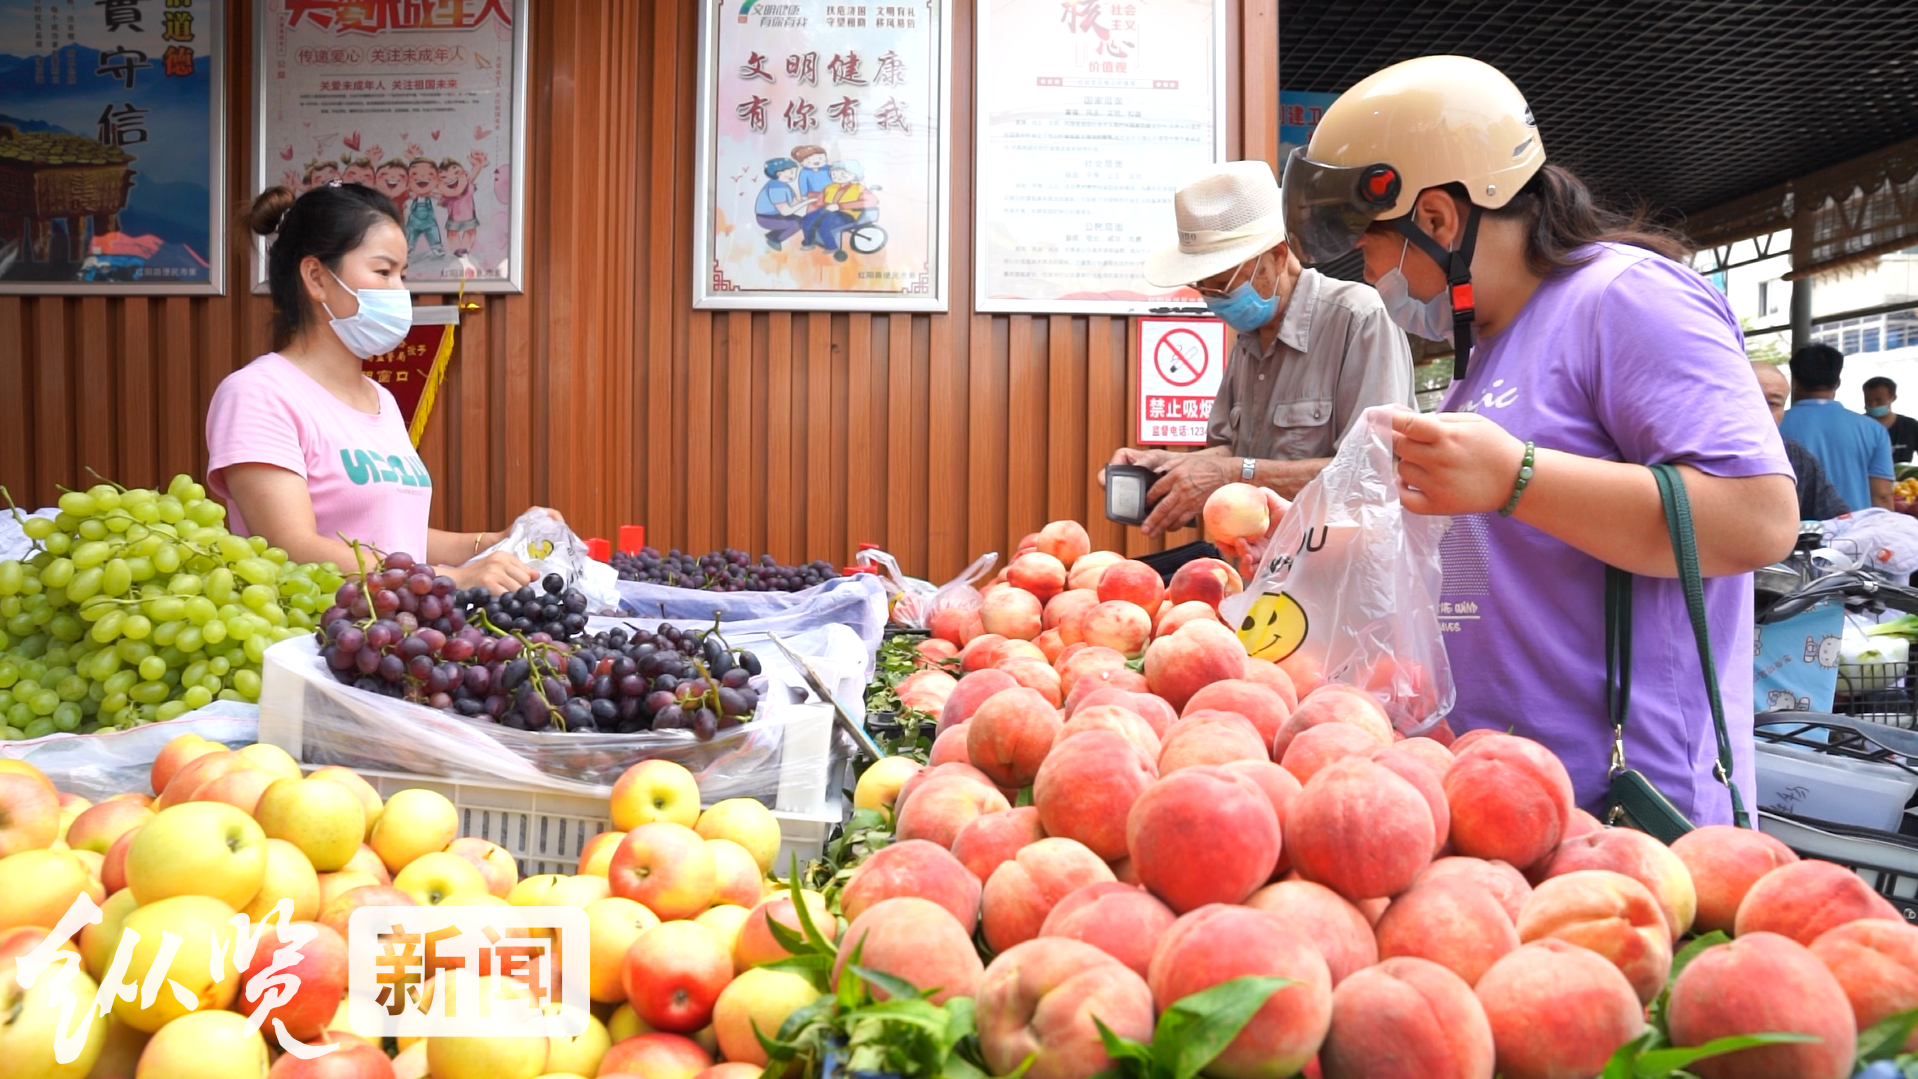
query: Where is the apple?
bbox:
[267,1030,396,1079]
[148,734,217,797]
[389,1039,428,1079]
[705,839,765,909]
[622,920,735,1032]
[596,1032,712,1079]
[195,767,278,818]
[695,905,752,962]
[235,742,304,781]
[0,848,102,932]
[545,1013,612,1078]
[426,976,552,1079]
[125,801,267,909]
[238,921,349,1044]
[610,823,717,921]
[318,884,415,941]
[81,887,140,980]
[114,894,242,1032]
[368,788,459,874]
[509,874,568,907]
[345,844,392,885]
[65,801,153,856]
[0,955,106,1079]
[577,831,626,878]
[86,1017,149,1079]
[712,968,822,1066]
[393,851,489,906]
[153,752,254,810]
[694,799,782,876]
[611,760,703,831]
[0,770,60,858]
[608,1003,648,1043]
[0,925,78,965]
[258,777,367,873]
[0,759,56,794]
[587,897,663,1003]
[243,837,323,924]
[104,792,155,808]
[308,766,384,840]
[134,1007,270,1079]
[318,870,383,908]
[540,874,613,910]
[101,827,136,894]
[448,837,520,897]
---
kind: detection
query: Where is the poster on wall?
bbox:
[0,0,224,294]
[1278,89,1339,175]
[253,0,528,294]
[974,0,1225,315]
[693,0,952,312]
[1136,316,1226,445]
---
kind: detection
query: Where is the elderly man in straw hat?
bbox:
[1106,160,1414,536]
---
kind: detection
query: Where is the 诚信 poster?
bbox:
[0,0,224,294]
[694,0,951,311]
[254,0,527,293]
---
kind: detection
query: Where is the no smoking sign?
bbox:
[1137,317,1228,446]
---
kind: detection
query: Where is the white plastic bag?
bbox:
[893,552,997,630]
[1219,407,1455,732]
[0,701,259,801]
[1823,508,1918,581]
[477,507,622,613]
[854,547,938,625]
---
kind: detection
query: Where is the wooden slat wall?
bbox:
[0,0,1277,584]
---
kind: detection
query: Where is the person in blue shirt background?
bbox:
[1779,343,1893,510]
[753,157,812,250]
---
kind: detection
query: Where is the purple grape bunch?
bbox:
[611,546,839,593]
[315,552,761,738]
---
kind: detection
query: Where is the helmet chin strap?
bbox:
[1391,208,1483,380]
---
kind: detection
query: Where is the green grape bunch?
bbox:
[0,474,345,740]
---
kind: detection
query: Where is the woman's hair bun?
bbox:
[247,186,297,237]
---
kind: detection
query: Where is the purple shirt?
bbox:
[1438,243,1792,824]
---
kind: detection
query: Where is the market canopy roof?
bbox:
[1279,0,1918,269]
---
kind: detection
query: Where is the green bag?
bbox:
[1603,463,1751,841]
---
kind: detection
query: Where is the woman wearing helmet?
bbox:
[1283,56,1797,824]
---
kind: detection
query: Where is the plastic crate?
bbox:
[340,766,845,879]
[1759,810,1918,923]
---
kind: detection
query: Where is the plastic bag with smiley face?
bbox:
[1219,405,1454,732]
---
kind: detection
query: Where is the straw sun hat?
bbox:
[1142,160,1288,288]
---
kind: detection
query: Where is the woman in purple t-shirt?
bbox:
[209,183,550,593]
[1281,57,1798,824]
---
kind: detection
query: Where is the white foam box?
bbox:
[1755,740,1918,833]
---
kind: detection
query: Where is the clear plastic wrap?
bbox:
[257,624,867,807]
[893,551,997,630]
[476,507,623,613]
[0,702,261,801]
[613,573,889,659]
[1219,406,1455,732]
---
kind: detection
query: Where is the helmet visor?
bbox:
[1281,146,1395,267]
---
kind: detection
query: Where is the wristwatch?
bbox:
[1241,457,1256,481]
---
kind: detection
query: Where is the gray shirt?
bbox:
[1205,268,1416,460]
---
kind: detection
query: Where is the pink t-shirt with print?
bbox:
[206,353,433,560]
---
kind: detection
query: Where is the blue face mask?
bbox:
[1869,405,1892,418]
[1203,259,1279,333]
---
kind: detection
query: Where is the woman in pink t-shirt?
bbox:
[207,182,548,592]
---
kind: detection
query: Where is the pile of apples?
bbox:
[0,740,824,1079]
[844,517,1916,1079]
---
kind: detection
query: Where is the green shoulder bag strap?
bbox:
[1604,463,1751,838]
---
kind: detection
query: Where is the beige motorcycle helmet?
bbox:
[1283,55,1546,372]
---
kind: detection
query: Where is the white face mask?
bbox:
[1374,238,1453,343]
[323,267,413,359]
